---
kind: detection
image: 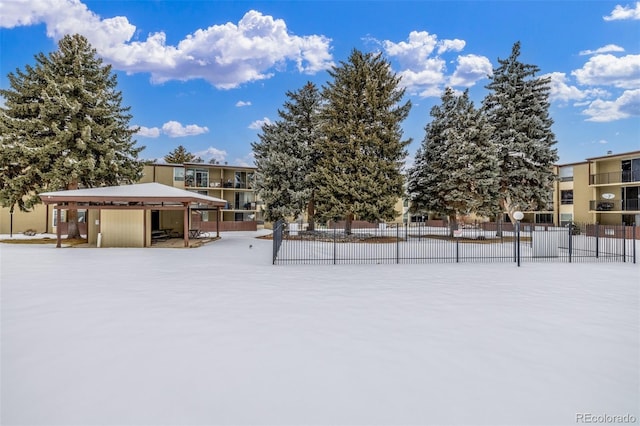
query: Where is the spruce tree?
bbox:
[314,49,411,234]
[252,82,322,225]
[407,88,500,235]
[482,42,558,223]
[164,145,197,164]
[0,34,143,238]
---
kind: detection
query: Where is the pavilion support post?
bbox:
[97,208,102,248]
[216,207,220,238]
[56,206,62,248]
[143,208,147,247]
[183,203,189,247]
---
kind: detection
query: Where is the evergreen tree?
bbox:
[0,34,143,238]
[314,49,411,234]
[408,88,500,235]
[482,42,558,223]
[164,145,197,163]
[252,82,322,225]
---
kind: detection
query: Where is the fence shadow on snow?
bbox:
[272,220,637,266]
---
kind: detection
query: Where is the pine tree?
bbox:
[252,82,322,225]
[408,88,500,235]
[314,49,411,234]
[482,42,558,223]
[164,145,197,164]
[0,34,143,238]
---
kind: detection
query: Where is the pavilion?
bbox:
[39,183,227,248]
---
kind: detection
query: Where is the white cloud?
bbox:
[383,31,439,69]
[603,2,640,20]
[382,31,489,97]
[235,101,252,107]
[248,117,272,130]
[135,126,161,138]
[449,54,493,87]
[194,147,227,163]
[545,72,613,106]
[579,44,625,56]
[437,39,466,55]
[545,72,588,102]
[572,54,640,89]
[583,89,640,122]
[0,2,334,88]
[161,121,209,138]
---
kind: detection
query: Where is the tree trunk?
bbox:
[501,197,519,226]
[344,212,354,235]
[448,214,459,238]
[307,196,315,231]
[66,181,81,239]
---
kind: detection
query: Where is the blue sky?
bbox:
[1,1,639,166]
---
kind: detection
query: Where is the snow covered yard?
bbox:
[1,231,638,426]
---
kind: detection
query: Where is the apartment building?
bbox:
[139,163,261,232]
[586,150,640,226]
[0,162,261,235]
[553,150,640,226]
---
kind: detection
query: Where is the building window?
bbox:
[535,213,553,224]
[622,186,639,211]
[559,166,573,182]
[621,158,640,183]
[185,168,209,187]
[560,213,573,227]
[560,190,573,205]
[173,167,185,181]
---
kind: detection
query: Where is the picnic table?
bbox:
[151,229,172,241]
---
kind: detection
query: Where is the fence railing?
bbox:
[272,222,637,266]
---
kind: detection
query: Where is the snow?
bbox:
[1,231,638,425]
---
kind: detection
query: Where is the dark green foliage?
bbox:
[252,82,322,225]
[313,49,411,233]
[0,34,143,237]
[408,88,500,233]
[482,42,558,222]
[164,145,198,164]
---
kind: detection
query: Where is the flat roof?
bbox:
[585,150,640,161]
[146,162,257,171]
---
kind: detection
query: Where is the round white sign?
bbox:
[602,193,615,199]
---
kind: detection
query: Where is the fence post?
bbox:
[272,220,276,264]
[633,223,637,264]
[595,222,599,259]
[396,224,400,264]
[568,222,572,263]
[622,223,626,263]
[333,226,337,265]
[516,220,521,267]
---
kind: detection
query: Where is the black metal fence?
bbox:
[272,221,637,265]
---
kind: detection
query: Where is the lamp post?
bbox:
[514,211,524,267]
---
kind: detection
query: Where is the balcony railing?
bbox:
[185,179,254,189]
[589,199,640,211]
[590,170,640,185]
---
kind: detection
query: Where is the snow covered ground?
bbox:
[1,231,638,425]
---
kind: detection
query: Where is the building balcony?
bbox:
[590,171,640,185]
[185,179,254,189]
[589,199,640,212]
